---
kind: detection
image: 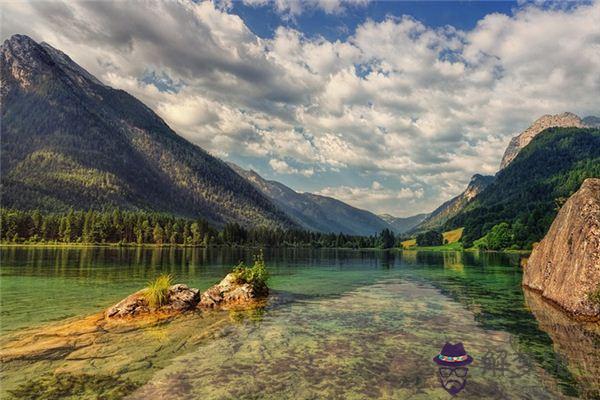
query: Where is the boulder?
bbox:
[106,284,199,319]
[199,273,268,309]
[523,178,600,318]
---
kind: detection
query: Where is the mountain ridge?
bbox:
[228,163,396,235]
[499,112,598,169]
[0,34,295,229]
[410,174,494,233]
[448,127,600,248]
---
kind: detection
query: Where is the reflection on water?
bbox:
[0,247,598,399]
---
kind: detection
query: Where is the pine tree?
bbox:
[153,224,165,244]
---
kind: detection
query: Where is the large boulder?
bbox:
[523,178,600,318]
[199,273,268,309]
[106,284,199,319]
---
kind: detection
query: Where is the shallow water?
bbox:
[1,247,599,399]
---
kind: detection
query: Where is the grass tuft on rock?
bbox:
[144,274,173,308]
[232,251,269,295]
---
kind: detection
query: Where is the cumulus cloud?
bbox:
[317,182,424,214]
[269,159,315,176]
[2,0,599,216]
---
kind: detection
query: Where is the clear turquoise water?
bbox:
[1,247,598,399]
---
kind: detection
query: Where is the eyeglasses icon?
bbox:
[439,367,468,378]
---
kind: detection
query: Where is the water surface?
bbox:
[1,247,598,399]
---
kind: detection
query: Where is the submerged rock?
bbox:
[523,178,600,319]
[199,273,268,309]
[106,284,199,319]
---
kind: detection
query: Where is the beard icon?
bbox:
[438,366,468,396]
[433,342,473,396]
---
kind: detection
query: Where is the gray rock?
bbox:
[106,284,199,319]
[199,273,267,309]
[523,178,600,318]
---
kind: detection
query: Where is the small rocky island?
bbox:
[107,256,270,319]
[523,178,600,319]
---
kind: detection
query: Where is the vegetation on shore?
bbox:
[0,208,397,249]
[401,228,464,251]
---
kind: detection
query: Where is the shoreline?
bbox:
[0,242,532,254]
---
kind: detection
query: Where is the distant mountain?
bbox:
[411,174,494,233]
[583,115,600,128]
[379,213,429,234]
[499,112,599,169]
[448,127,600,248]
[229,164,392,235]
[0,34,294,228]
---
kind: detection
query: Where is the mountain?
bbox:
[411,174,494,233]
[583,115,600,128]
[229,164,392,235]
[447,127,600,248]
[378,213,429,234]
[498,112,599,170]
[0,34,294,228]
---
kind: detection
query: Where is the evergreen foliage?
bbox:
[0,208,399,248]
[416,230,443,246]
[447,127,600,249]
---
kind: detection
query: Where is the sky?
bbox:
[2,0,599,217]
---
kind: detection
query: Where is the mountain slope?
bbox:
[411,174,494,233]
[447,127,600,248]
[229,164,392,235]
[379,213,429,234]
[0,34,294,228]
[498,112,599,169]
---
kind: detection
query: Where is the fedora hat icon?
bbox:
[433,342,473,367]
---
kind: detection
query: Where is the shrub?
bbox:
[232,251,269,295]
[144,274,173,308]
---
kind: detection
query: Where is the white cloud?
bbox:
[2,0,599,216]
[317,183,424,214]
[269,159,315,177]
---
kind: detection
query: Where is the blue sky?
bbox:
[3,1,599,216]
[232,1,518,40]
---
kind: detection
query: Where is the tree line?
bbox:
[0,209,401,249]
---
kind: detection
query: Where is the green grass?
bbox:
[405,241,464,251]
[144,274,173,308]
[402,227,464,250]
[443,227,463,244]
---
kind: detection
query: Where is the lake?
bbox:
[1,247,599,399]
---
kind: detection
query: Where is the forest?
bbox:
[0,209,398,249]
[447,127,600,249]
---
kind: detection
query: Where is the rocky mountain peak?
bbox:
[499,112,585,170]
[464,174,494,201]
[1,34,102,94]
[1,34,55,90]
